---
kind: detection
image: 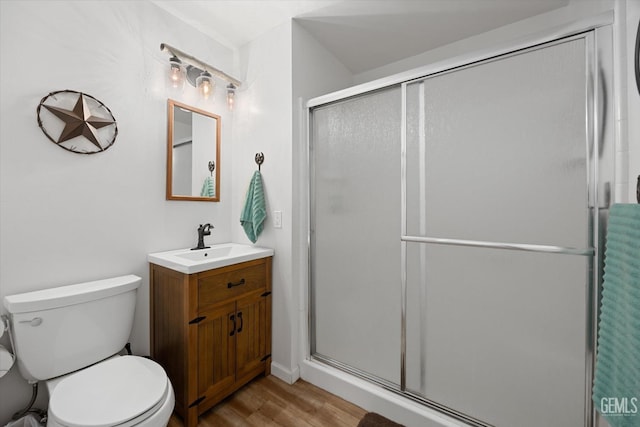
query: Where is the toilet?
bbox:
[3,275,175,427]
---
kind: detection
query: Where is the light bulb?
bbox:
[226,84,236,110]
[168,56,185,90]
[196,71,214,100]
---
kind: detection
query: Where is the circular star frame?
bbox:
[37,90,118,154]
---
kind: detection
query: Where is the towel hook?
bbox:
[208,161,215,177]
[255,152,264,171]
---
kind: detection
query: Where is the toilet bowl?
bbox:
[3,275,175,427]
[45,356,174,427]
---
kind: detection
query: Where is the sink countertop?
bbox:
[148,243,274,274]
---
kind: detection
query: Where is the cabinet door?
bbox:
[197,301,236,400]
[235,291,268,382]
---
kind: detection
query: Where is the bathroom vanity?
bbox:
[149,244,273,427]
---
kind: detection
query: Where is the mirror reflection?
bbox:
[167,99,221,201]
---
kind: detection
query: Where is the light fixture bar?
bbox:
[160,43,241,87]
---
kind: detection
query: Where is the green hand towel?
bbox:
[240,170,266,243]
[592,204,640,427]
[200,176,215,197]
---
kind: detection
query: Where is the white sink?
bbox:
[148,243,274,274]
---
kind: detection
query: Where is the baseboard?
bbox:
[270,361,300,385]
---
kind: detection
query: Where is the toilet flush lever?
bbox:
[19,317,42,327]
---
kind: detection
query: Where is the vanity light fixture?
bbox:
[161,43,241,109]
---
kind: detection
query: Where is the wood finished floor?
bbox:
[168,375,367,427]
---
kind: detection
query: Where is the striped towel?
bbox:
[592,204,640,426]
[200,176,215,197]
[240,170,266,243]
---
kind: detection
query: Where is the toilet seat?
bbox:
[48,356,169,427]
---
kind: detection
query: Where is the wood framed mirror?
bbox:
[167,99,221,201]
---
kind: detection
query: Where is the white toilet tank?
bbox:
[3,275,140,382]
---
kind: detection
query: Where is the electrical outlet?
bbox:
[273,210,282,229]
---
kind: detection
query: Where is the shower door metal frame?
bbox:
[308,13,614,427]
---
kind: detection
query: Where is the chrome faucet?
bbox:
[192,223,214,250]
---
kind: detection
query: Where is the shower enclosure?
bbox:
[309,27,613,427]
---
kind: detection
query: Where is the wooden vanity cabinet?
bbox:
[150,257,272,427]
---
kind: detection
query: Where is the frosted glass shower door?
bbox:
[404,36,592,427]
[311,87,402,385]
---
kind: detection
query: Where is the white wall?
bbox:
[0,1,235,423]
[231,21,295,381]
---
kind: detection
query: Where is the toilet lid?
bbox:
[49,356,168,427]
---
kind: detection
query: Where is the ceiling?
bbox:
[151,0,570,75]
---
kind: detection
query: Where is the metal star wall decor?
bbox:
[37,90,118,154]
